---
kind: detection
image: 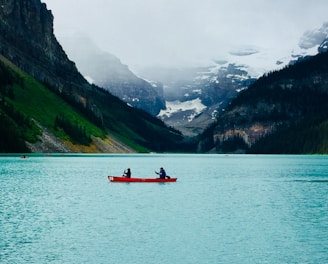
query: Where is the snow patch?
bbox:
[158,98,207,122]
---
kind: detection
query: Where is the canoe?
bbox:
[108,176,177,183]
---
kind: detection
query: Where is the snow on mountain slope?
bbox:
[196,22,328,83]
[152,23,328,137]
[202,44,319,82]
[158,98,207,122]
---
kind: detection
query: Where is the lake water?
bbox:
[1,154,328,264]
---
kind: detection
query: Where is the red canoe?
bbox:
[108,176,177,183]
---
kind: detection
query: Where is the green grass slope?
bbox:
[0,55,108,152]
[0,55,189,153]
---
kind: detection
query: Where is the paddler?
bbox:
[123,168,131,178]
[155,167,168,179]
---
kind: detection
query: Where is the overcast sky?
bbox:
[44,0,328,70]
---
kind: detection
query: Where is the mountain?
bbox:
[138,63,257,137]
[0,55,131,153]
[59,35,165,116]
[0,0,87,92]
[197,50,328,154]
[138,22,328,137]
[0,0,188,153]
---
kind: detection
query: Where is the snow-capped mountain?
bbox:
[138,22,328,137]
[56,23,328,137]
[138,62,256,136]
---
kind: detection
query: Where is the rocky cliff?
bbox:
[0,0,88,97]
[0,0,187,153]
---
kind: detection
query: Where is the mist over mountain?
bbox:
[47,13,328,137]
[59,35,165,116]
[135,22,328,137]
[137,64,256,136]
[0,0,187,153]
[299,22,328,49]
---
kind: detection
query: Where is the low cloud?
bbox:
[229,46,260,56]
[45,0,328,69]
[299,22,328,49]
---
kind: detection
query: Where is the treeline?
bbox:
[217,135,249,153]
[229,51,328,112]
[199,50,328,153]
[247,50,328,92]
[54,114,91,145]
[90,85,193,152]
[0,61,35,152]
[0,113,30,152]
[230,84,328,124]
[241,86,328,154]
[249,117,328,154]
[43,81,105,129]
[0,61,15,88]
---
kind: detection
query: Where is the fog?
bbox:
[44,0,328,71]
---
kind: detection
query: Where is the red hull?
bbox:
[108,176,177,183]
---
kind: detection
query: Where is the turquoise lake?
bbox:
[1,154,328,263]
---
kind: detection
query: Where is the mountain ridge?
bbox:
[52,19,328,138]
[59,35,166,116]
[0,54,135,153]
[136,22,328,137]
[197,50,328,154]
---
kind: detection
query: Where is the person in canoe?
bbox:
[123,168,131,178]
[155,167,170,179]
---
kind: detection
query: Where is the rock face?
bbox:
[0,0,88,94]
[0,0,107,125]
[141,64,256,136]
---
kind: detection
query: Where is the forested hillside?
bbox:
[0,56,189,153]
[198,51,328,154]
[0,0,192,153]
